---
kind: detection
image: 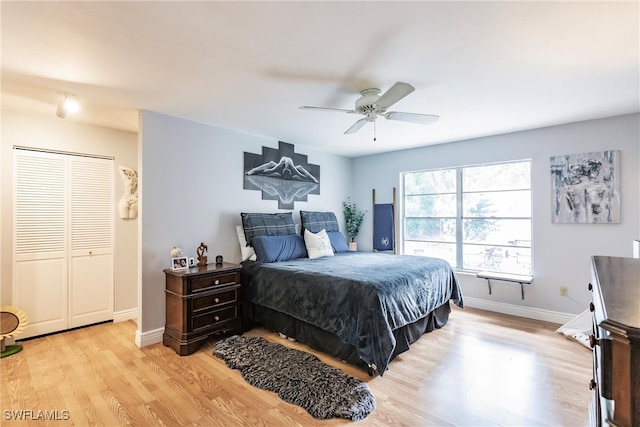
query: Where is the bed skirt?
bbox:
[241,301,452,375]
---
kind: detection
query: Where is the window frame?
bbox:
[401,159,532,275]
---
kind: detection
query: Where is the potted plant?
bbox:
[343,197,366,251]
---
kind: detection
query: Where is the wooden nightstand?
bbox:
[163,262,242,356]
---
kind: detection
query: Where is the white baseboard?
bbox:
[462,296,576,325]
[135,326,164,348]
[113,308,137,323]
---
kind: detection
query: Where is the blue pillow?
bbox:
[300,211,340,234]
[327,231,349,253]
[251,234,307,263]
[241,212,296,246]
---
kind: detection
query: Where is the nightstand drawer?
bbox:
[191,272,238,293]
[192,306,238,330]
[192,287,238,312]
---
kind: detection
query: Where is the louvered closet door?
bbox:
[14,150,69,337]
[14,149,115,338]
[69,156,114,327]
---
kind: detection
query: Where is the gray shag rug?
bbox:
[213,335,375,421]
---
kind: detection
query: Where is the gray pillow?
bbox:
[241,212,296,247]
[300,211,340,234]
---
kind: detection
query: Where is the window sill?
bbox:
[453,269,479,277]
[476,271,533,300]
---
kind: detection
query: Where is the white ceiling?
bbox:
[2,1,638,157]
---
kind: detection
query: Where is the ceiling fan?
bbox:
[300,82,439,137]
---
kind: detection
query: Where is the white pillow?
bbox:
[304,228,334,259]
[236,225,257,261]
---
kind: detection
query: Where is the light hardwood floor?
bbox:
[0,306,592,426]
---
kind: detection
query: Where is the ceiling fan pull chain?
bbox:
[373,120,377,142]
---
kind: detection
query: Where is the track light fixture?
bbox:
[56,93,80,119]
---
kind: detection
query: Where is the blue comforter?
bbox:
[241,252,463,375]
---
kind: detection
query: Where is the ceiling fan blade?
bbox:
[384,111,439,125]
[299,106,356,114]
[344,118,368,134]
[375,82,415,109]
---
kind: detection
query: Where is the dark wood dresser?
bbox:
[163,262,242,356]
[589,256,640,427]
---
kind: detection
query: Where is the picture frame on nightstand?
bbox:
[171,256,188,270]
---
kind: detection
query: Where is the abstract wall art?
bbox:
[550,150,620,224]
[243,141,320,209]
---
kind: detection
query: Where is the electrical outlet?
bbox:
[559,286,568,297]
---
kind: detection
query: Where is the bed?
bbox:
[238,211,464,376]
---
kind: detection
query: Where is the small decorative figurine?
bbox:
[170,247,183,257]
[196,242,208,267]
[118,166,138,220]
[215,255,223,265]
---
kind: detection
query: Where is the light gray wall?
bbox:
[138,111,352,335]
[1,110,139,314]
[352,114,640,316]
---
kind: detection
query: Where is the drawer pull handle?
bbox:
[214,280,220,285]
[214,298,220,303]
[214,316,220,321]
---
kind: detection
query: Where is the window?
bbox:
[402,160,532,275]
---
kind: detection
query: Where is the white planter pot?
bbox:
[348,242,358,252]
